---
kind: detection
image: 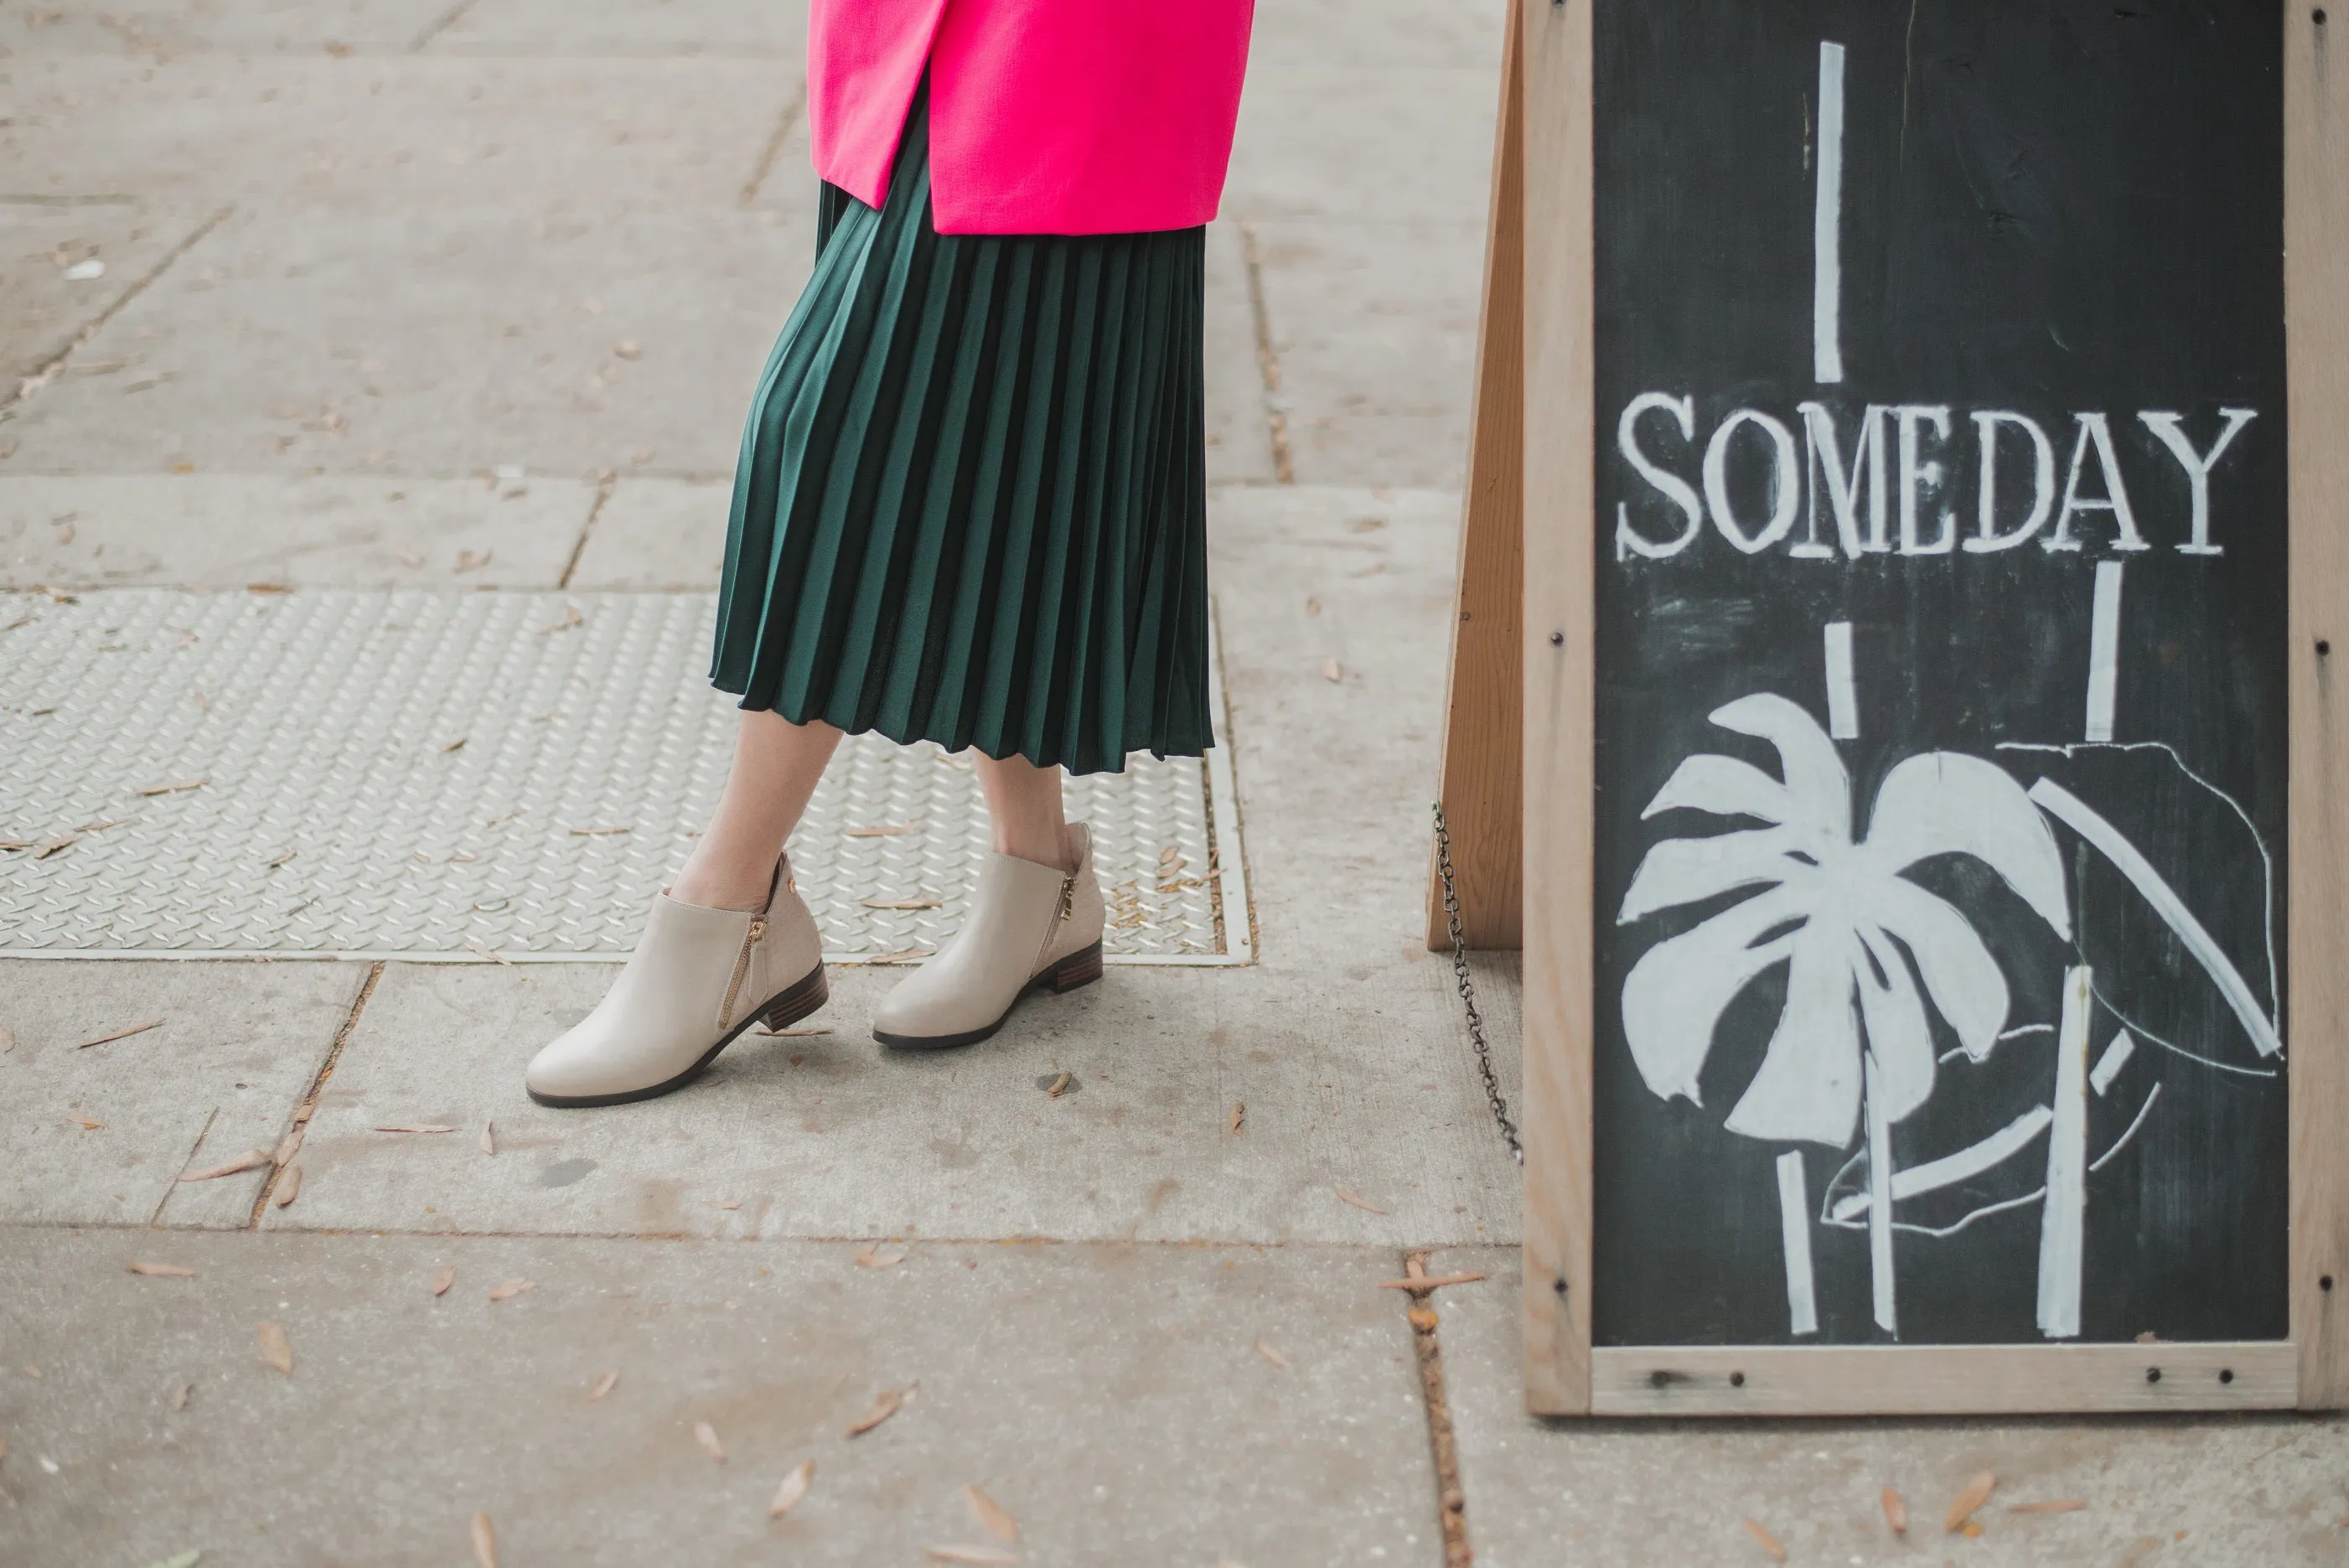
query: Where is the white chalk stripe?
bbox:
[1829,1104,2054,1221]
[1824,620,1858,739]
[1776,1151,1819,1337]
[2028,778,2284,1058]
[1813,42,1847,385]
[2085,560,2124,743]
[2036,965,2092,1341]
[2089,1028,2135,1096]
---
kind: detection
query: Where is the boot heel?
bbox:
[1043,941,1104,994]
[760,962,830,1031]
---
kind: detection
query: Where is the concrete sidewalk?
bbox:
[1,3,2341,1565]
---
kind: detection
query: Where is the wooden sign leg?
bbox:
[2287,0,2349,1412]
[1427,0,1527,953]
[1519,0,1596,1417]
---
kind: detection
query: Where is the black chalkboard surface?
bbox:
[1588,0,2288,1348]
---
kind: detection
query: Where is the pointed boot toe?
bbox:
[525,859,827,1107]
[872,822,1106,1049]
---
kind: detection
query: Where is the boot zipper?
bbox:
[719,915,765,1029]
[1057,877,1074,923]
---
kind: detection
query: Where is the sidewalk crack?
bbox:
[740,81,810,209]
[1238,220,1296,484]
[3,204,233,422]
[248,960,384,1227]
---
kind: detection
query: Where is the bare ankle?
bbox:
[670,851,774,913]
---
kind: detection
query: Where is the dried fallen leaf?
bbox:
[133,777,209,796]
[69,1117,103,1131]
[587,1369,618,1401]
[568,825,633,836]
[1945,1471,1997,1533]
[461,939,512,965]
[179,1149,269,1182]
[1377,1270,1487,1291]
[1321,657,1343,682]
[375,1124,456,1134]
[1230,1101,1244,1133]
[0,1026,13,1053]
[34,833,76,859]
[694,1420,727,1462]
[1961,1520,1984,1540]
[479,1120,495,1156]
[845,821,920,837]
[1741,1517,1788,1562]
[170,1381,192,1411]
[873,946,936,964]
[862,896,942,909]
[1407,1305,1439,1333]
[292,1101,315,1125]
[1335,1188,1388,1215]
[2008,1499,2088,1515]
[455,549,492,573]
[769,1457,815,1518]
[487,1278,535,1303]
[1882,1487,1908,1534]
[441,737,468,753]
[257,1321,292,1375]
[856,1242,908,1269]
[274,1126,304,1167]
[926,1550,1019,1566]
[126,1260,196,1279]
[961,1483,1018,1542]
[273,1164,302,1207]
[472,1509,497,1568]
[1254,1338,1289,1370]
[847,1387,905,1436]
[1045,1072,1072,1099]
[717,1198,742,1210]
[78,1017,163,1049]
[431,1265,457,1296]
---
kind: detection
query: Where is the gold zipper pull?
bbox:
[749,917,766,943]
[1057,877,1074,922]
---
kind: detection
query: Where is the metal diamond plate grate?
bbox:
[0,592,1250,965]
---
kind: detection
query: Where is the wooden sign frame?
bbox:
[1429,0,2349,1416]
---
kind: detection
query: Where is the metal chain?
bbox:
[1431,802,1523,1165]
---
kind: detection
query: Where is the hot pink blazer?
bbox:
[808,0,1255,236]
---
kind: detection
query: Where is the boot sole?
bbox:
[872,941,1104,1051]
[526,960,830,1109]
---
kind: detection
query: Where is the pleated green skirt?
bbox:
[710,82,1213,777]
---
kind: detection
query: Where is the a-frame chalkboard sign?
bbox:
[1430,0,2349,1416]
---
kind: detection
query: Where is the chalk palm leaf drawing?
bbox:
[1618,693,2072,1327]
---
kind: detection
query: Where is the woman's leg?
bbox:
[670,711,845,910]
[974,751,1072,868]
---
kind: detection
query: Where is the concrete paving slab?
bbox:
[0,53,794,212]
[267,955,1504,1247]
[0,202,812,478]
[1251,220,1482,490]
[1251,0,1507,70]
[0,960,357,1229]
[0,199,199,395]
[435,0,810,60]
[1428,1247,2349,1567]
[0,474,589,587]
[1226,66,1500,231]
[562,474,727,589]
[0,1224,1443,1567]
[0,0,455,57]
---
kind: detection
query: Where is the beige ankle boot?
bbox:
[871,821,1105,1049]
[525,858,826,1107]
